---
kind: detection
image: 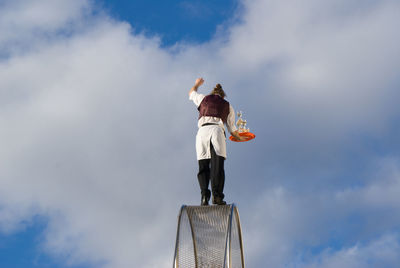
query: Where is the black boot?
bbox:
[201,194,210,206]
[200,189,211,206]
[212,196,226,205]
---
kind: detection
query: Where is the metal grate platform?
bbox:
[173,204,245,268]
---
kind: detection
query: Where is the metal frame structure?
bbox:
[173,204,245,268]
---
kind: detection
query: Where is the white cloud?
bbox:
[241,157,400,267]
[301,234,400,268]
[220,0,400,137]
[0,0,91,56]
[0,0,400,267]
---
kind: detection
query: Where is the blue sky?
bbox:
[1,0,400,267]
[97,0,240,46]
[0,216,90,268]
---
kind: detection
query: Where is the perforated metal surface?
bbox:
[173,204,245,268]
[229,207,245,268]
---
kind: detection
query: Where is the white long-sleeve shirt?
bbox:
[189,91,238,160]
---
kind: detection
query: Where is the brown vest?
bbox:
[198,94,230,123]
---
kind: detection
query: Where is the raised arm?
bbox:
[188,77,204,96]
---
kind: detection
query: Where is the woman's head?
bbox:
[211,83,226,98]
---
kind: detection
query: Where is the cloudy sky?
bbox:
[1,0,400,267]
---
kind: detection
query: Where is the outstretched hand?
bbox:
[195,77,204,87]
[189,77,205,96]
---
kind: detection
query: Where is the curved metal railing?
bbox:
[173,204,245,268]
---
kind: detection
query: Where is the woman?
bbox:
[189,78,244,205]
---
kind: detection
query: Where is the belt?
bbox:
[201,123,219,127]
[201,123,226,137]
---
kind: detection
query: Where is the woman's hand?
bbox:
[194,77,204,87]
[189,77,204,96]
[231,131,246,141]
